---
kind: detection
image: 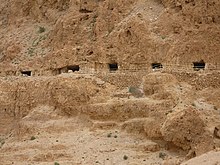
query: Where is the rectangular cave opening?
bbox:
[193,60,205,71]
[21,71,32,76]
[79,9,92,13]
[67,65,80,72]
[108,63,118,71]
[152,63,163,69]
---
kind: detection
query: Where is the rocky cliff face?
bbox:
[0,0,220,164]
[0,0,220,74]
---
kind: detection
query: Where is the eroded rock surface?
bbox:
[0,0,220,164]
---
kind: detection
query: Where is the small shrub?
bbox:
[38,26,46,33]
[123,155,128,160]
[27,47,35,56]
[107,133,112,138]
[159,152,166,159]
[32,38,39,47]
[54,162,60,165]
[114,135,118,138]
[165,110,173,115]
[0,138,5,148]
[161,36,166,39]
[191,103,196,107]
[32,35,47,47]
[214,106,218,110]
[30,136,36,140]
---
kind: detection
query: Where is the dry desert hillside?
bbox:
[0,0,220,165]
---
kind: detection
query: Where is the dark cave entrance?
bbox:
[193,60,205,71]
[21,71,32,76]
[67,65,80,72]
[151,63,163,70]
[108,63,118,71]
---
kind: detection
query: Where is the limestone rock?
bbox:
[161,108,215,155]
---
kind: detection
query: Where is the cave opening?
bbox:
[193,60,205,71]
[79,9,92,13]
[108,63,118,71]
[151,63,163,70]
[67,65,80,72]
[21,71,32,76]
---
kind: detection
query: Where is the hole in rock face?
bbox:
[79,9,92,13]
[193,60,205,71]
[55,65,80,75]
[88,51,93,55]
[152,63,163,69]
[126,30,131,36]
[21,71,32,76]
[108,63,118,71]
[67,65,80,72]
